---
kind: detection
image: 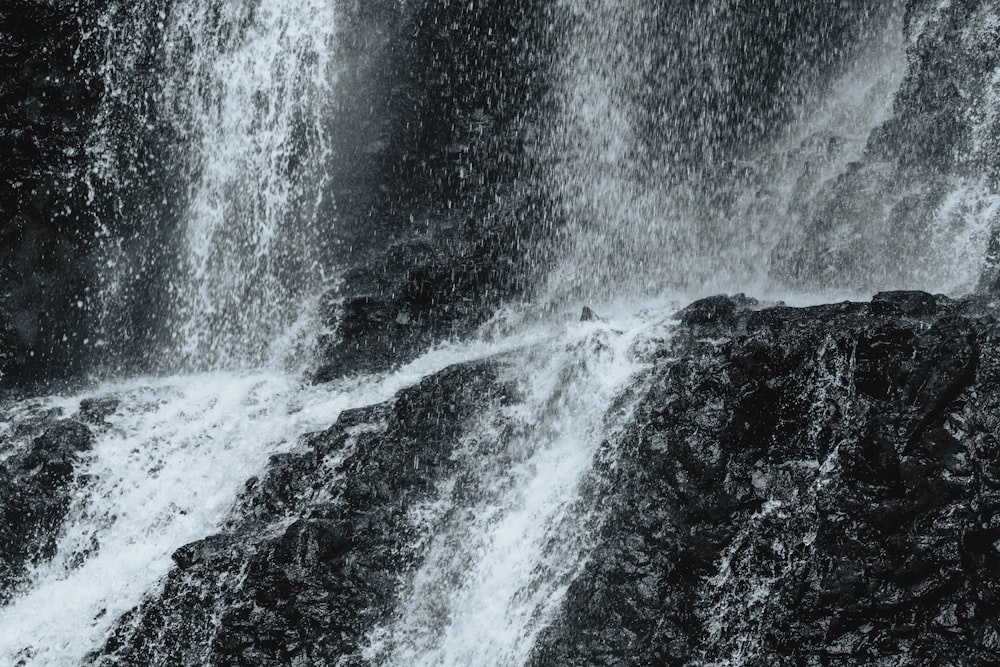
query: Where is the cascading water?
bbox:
[91,0,338,371]
[4,0,1000,665]
[541,1,1000,305]
[0,339,564,666]
[0,1,351,663]
[364,316,658,665]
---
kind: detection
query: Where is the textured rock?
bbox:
[770,0,1000,293]
[530,292,1000,666]
[88,291,1000,665]
[0,417,93,601]
[92,361,514,666]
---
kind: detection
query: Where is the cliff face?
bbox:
[771,0,1000,293]
[0,1,106,387]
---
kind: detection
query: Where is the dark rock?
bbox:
[93,360,514,665]
[677,293,759,327]
[531,292,1000,666]
[0,417,93,601]
[77,396,120,425]
[0,1,108,388]
[312,230,524,379]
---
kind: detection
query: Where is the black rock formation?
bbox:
[75,291,1000,664]
[532,292,1000,665]
[92,362,513,665]
[0,416,93,601]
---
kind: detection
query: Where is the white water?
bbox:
[540,4,995,303]
[545,3,904,302]
[0,327,583,666]
[365,311,668,666]
[19,0,1000,664]
[91,0,339,371]
[162,0,338,368]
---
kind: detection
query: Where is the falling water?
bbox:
[91,0,338,371]
[6,0,1000,664]
[541,2,907,305]
[0,334,564,666]
[541,2,999,304]
[364,314,661,666]
[0,1,348,662]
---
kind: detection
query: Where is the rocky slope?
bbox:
[0,292,980,664]
[533,292,1000,666]
[89,362,514,666]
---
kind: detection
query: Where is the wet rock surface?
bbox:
[0,416,93,602]
[78,291,1000,665]
[310,0,552,381]
[91,361,514,666]
[771,0,1000,292]
[531,292,1000,666]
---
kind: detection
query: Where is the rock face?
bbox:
[0,1,105,387]
[770,0,1000,293]
[0,416,93,601]
[75,291,1000,665]
[310,0,899,381]
[531,292,1000,665]
[311,0,553,379]
[92,362,513,665]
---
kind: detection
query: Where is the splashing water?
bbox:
[0,329,571,667]
[91,0,338,372]
[538,3,996,304]
[17,0,1000,665]
[364,312,666,666]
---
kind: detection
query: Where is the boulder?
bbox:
[0,417,93,601]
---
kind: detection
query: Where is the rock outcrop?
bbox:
[74,291,1000,665]
[0,415,93,601]
[532,292,1000,665]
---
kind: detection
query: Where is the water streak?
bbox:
[91,0,339,372]
[366,313,663,666]
[0,329,570,666]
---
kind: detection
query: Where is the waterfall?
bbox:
[541,2,910,305]
[0,336,554,666]
[0,1,348,663]
[540,1,1000,304]
[90,0,338,372]
[364,316,657,666]
[4,0,1000,664]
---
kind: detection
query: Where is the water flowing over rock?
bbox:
[4,0,1000,664]
[531,292,1000,665]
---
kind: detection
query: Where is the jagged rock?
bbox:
[530,292,1000,666]
[312,233,521,379]
[0,417,93,601]
[77,396,119,425]
[93,361,514,665]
